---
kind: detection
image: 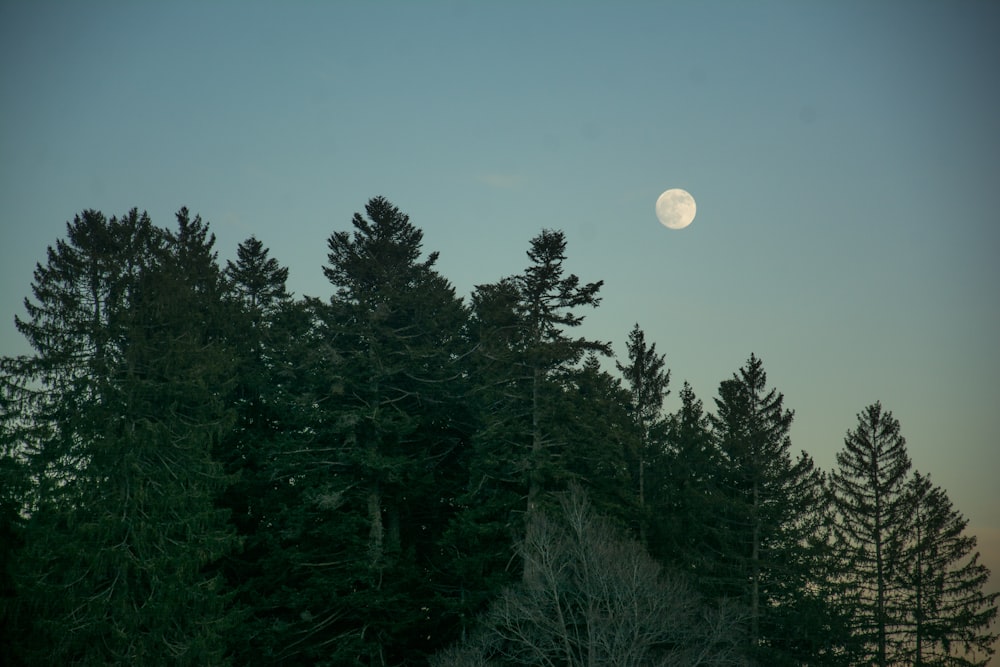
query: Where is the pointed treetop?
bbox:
[323,196,443,303]
[226,236,290,312]
[616,323,670,429]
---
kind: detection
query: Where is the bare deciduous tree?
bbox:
[433,486,748,667]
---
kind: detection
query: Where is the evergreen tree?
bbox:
[0,385,29,665]
[5,208,240,664]
[898,472,998,666]
[707,354,832,665]
[440,229,611,641]
[513,229,610,524]
[438,277,529,641]
[249,197,471,664]
[226,235,291,316]
[454,229,610,585]
[320,195,468,568]
[652,381,719,575]
[830,402,914,667]
[219,235,291,527]
[550,353,635,526]
[217,236,294,661]
[615,323,670,545]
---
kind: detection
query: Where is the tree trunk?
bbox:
[751,477,760,650]
[525,365,543,582]
[368,482,383,566]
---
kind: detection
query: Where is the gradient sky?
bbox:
[2,0,998,626]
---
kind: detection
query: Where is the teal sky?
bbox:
[2,0,998,613]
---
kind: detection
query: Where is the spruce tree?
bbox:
[830,402,914,667]
[5,208,240,664]
[652,381,719,574]
[899,472,998,666]
[440,229,611,640]
[508,229,610,524]
[707,354,831,665]
[217,236,293,661]
[459,230,609,574]
[615,323,670,545]
[249,197,471,664]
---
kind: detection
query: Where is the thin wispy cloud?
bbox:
[476,172,523,189]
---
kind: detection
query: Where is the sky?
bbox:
[2,0,998,637]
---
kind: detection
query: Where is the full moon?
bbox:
[655,188,696,230]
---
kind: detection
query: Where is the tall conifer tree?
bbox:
[652,381,719,574]
[830,402,914,667]
[898,473,998,666]
[708,354,831,665]
[217,236,293,661]
[616,323,669,545]
[510,229,610,524]
[250,197,470,664]
[4,208,239,664]
[461,230,609,571]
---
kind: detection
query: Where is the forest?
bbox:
[0,197,996,666]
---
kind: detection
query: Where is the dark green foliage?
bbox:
[237,197,473,664]
[548,354,635,524]
[616,323,670,544]
[227,235,291,315]
[500,228,610,519]
[215,236,295,662]
[0,393,29,666]
[448,229,611,596]
[2,202,995,666]
[831,405,999,666]
[650,381,720,574]
[830,402,915,666]
[900,473,998,666]
[706,354,837,665]
[3,208,240,664]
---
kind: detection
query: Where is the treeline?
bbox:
[0,197,995,666]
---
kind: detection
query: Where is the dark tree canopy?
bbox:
[3,208,239,664]
[1,202,994,666]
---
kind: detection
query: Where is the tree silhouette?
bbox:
[830,402,914,667]
[899,472,998,666]
[616,323,670,545]
[2,203,996,665]
[433,486,748,667]
[4,208,239,664]
[707,354,831,664]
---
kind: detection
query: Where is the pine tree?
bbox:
[615,323,670,544]
[830,402,914,667]
[899,472,998,666]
